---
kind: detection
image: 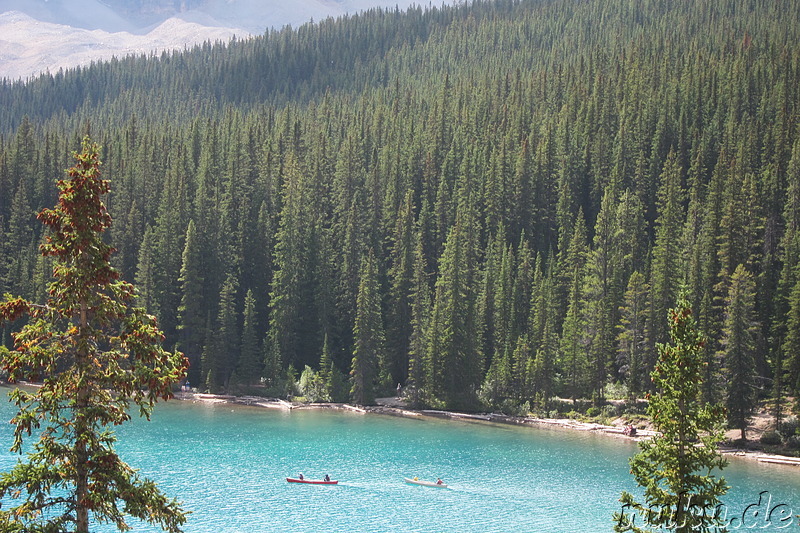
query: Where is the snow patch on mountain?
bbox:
[0,0,456,81]
[0,11,241,81]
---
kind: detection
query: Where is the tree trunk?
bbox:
[75,412,89,533]
[75,300,90,533]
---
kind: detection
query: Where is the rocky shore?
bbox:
[178,391,800,469]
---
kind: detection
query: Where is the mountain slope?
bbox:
[0,0,454,80]
[0,0,134,31]
[0,11,241,81]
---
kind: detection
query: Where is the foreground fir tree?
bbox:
[0,138,188,533]
[614,297,727,533]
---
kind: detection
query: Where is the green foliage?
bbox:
[426,216,482,410]
[203,273,238,392]
[720,265,758,440]
[299,365,330,403]
[0,139,188,533]
[617,272,649,402]
[784,275,800,402]
[585,406,601,418]
[760,431,783,446]
[614,298,727,532]
[0,0,799,414]
[235,289,262,386]
[350,250,384,405]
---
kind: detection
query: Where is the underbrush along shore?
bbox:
[8,381,794,466]
[178,391,800,470]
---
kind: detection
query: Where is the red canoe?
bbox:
[286,477,338,485]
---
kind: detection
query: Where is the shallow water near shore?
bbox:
[0,393,798,532]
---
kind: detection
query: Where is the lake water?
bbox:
[0,390,798,532]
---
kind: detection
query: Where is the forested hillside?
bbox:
[1,0,799,418]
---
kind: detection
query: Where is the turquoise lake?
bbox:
[0,390,798,532]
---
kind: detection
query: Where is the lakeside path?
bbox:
[177,391,800,470]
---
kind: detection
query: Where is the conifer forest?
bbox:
[1,0,800,417]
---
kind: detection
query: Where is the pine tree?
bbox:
[150,156,187,343]
[478,231,502,370]
[1,180,34,297]
[493,242,516,371]
[617,271,649,403]
[559,212,589,400]
[134,226,158,313]
[584,187,622,403]
[350,249,385,405]
[267,153,317,370]
[386,191,415,386]
[262,337,283,391]
[319,333,342,402]
[203,273,239,392]
[510,334,533,402]
[115,200,144,281]
[0,138,187,533]
[783,275,800,401]
[425,216,482,410]
[511,235,534,343]
[531,323,557,410]
[614,297,727,533]
[481,344,512,408]
[177,219,205,386]
[237,289,262,386]
[719,264,758,441]
[774,139,800,415]
[647,150,685,382]
[407,231,431,406]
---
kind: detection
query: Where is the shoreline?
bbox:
[6,382,797,468]
[177,391,800,470]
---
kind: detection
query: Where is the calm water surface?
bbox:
[0,390,798,532]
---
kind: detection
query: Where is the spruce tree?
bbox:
[531,322,557,410]
[648,150,685,361]
[478,231,502,371]
[177,219,205,385]
[559,212,589,400]
[0,138,187,533]
[267,153,316,370]
[617,271,649,403]
[776,140,800,406]
[783,275,800,400]
[203,273,239,392]
[237,289,262,386]
[2,180,34,296]
[426,216,482,410]
[493,242,515,371]
[614,297,727,533]
[510,334,533,403]
[407,231,431,405]
[386,191,415,386]
[150,159,186,343]
[720,264,758,441]
[584,187,622,403]
[134,226,157,313]
[481,345,512,408]
[350,250,385,405]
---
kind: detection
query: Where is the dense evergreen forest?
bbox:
[2,0,800,423]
